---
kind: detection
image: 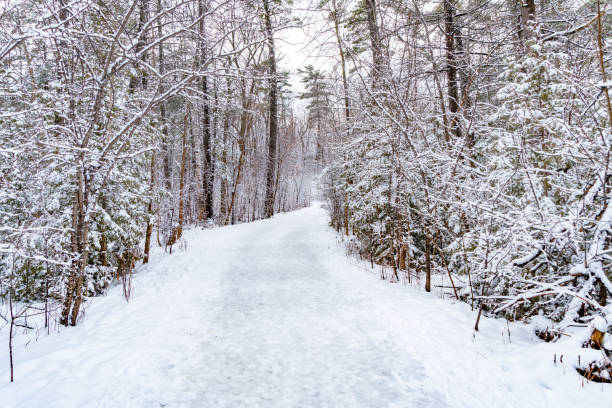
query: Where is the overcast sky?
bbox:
[275,0,335,112]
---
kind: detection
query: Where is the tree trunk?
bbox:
[454,22,474,153]
[364,0,383,81]
[406,230,412,283]
[8,273,14,382]
[157,0,171,192]
[344,192,349,236]
[518,0,536,46]
[331,0,350,125]
[225,84,252,225]
[167,109,188,247]
[399,244,406,270]
[100,231,108,266]
[128,0,149,92]
[226,151,245,225]
[177,110,188,239]
[263,0,278,219]
[201,75,213,220]
[425,230,431,292]
[444,0,461,139]
[197,1,213,220]
[61,168,89,326]
[219,108,229,222]
[143,153,155,263]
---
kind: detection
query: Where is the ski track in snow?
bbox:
[1,202,610,407]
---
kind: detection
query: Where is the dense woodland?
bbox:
[0,0,611,383]
[322,0,611,333]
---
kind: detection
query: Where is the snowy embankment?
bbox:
[1,202,610,407]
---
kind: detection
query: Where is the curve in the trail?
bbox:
[1,203,608,408]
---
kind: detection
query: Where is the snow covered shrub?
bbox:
[324,5,611,339]
[0,0,158,323]
[473,34,612,323]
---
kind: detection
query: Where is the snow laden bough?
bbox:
[488,174,612,383]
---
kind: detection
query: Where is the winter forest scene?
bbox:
[0,0,611,406]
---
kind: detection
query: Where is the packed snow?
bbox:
[1,203,610,407]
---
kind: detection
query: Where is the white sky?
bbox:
[275,0,336,112]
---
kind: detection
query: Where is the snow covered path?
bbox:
[1,203,610,407]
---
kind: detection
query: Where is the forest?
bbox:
[1,0,611,395]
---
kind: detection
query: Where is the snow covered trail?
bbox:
[1,202,610,407]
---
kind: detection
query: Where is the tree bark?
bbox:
[364,0,383,81]
[219,105,229,222]
[61,168,89,326]
[518,0,536,47]
[157,0,171,192]
[198,0,213,221]
[177,109,189,240]
[128,0,149,92]
[201,75,213,220]
[143,153,155,263]
[425,230,431,292]
[444,0,461,139]
[263,0,278,219]
[331,0,350,125]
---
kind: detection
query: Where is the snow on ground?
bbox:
[1,202,610,407]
